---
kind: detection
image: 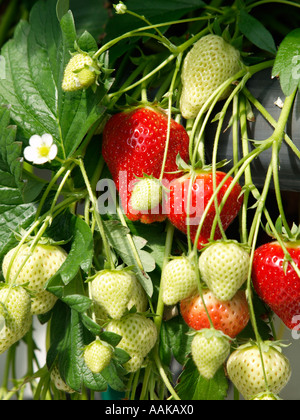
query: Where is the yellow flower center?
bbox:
[38,145,50,157]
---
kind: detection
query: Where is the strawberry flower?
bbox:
[114,1,127,14]
[24,134,58,165]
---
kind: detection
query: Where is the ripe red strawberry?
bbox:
[102,107,190,224]
[180,290,250,338]
[166,170,243,249]
[252,240,300,330]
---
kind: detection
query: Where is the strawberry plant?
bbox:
[0,0,300,401]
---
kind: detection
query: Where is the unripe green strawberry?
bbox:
[91,270,147,320]
[191,329,230,380]
[2,244,67,315]
[226,342,291,400]
[130,177,162,213]
[199,241,250,301]
[161,257,198,305]
[127,276,148,313]
[31,291,58,316]
[83,340,113,374]
[93,274,148,326]
[106,314,157,373]
[50,365,75,394]
[180,34,242,119]
[62,53,97,92]
[0,285,32,355]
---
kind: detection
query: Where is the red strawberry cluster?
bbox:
[102,107,243,249]
[102,107,190,224]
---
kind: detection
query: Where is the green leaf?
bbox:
[46,212,94,291]
[80,313,102,336]
[47,301,92,392]
[100,360,128,392]
[113,348,131,365]
[106,0,206,40]
[0,0,107,161]
[238,9,277,55]
[100,331,122,347]
[69,0,108,40]
[47,301,127,393]
[103,220,154,297]
[56,0,69,21]
[0,202,37,265]
[105,0,206,61]
[272,28,300,96]
[175,357,229,400]
[160,316,193,366]
[126,220,167,270]
[61,294,92,313]
[0,106,24,206]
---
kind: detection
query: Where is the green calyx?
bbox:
[175,153,229,175]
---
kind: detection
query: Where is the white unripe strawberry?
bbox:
[50,365,75,394]
[180,34,242,119]
[199,241,250,301]
[106,314,157,373]
[227,342,291,400]
[161,257,198,306]
[62,53,97,92]
[130,177,162,212]
[2,244,67,315]
[0,285,32,355]
[91,270,147,320]
[83,340,113,374]
[191,329,230,380]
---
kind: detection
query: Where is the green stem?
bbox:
[242,86,300,160]
[76,158,114,269]
[108,54,177,100]
[140,364,152,400]
[34,163,73,226]
[116,206,146,274]
[123,8,175,52]
[192,143,272,254]
[239,95,253,244]
[153,351,180,400]
[248,0,300,10]
[159,53,183,181]
[154,221,174,333]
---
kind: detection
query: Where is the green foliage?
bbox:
[0,0,299,402]
[272,28,300,95]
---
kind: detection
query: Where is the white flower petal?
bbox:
[24,133,57,165]
[24,146,35,162]
[29,135,42,148]
[48,144,58,160]
[41,133,54,147]
[33,156,49,165]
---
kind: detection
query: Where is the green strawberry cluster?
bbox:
[1,244,67,356]
[85,269,157,374]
